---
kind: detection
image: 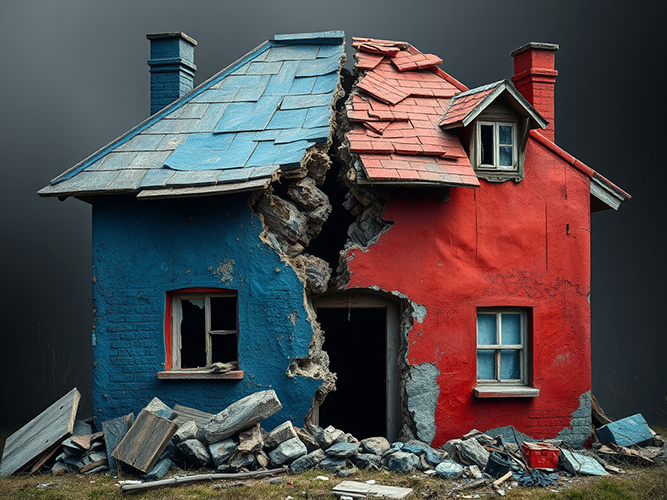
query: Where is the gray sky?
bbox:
[1,0,665,428]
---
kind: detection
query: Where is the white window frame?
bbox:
[476,121,517,171]
[476,308,526,384]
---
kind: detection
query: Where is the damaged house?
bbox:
[39,31,630,447]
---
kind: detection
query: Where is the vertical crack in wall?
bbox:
[249,62,349,427]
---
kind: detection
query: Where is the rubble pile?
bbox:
[1,388,665,497]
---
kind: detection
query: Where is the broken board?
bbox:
[173,404,215,427]
[332,480,413,499]
[102,413,135,473]
[112,409,177,473]
[0,388,80,476]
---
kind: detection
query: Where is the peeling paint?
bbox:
[207,258,235,284]
[557,391,592,446]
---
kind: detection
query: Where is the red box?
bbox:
[522,442,560,469]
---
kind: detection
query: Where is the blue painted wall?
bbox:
[91,193,321,429]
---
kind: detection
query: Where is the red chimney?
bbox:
[511,42,559,141]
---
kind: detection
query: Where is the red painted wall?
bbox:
[344,137,592,446]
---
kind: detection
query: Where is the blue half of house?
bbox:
[39,31,346,427]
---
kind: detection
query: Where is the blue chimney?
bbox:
[146,32,197,115]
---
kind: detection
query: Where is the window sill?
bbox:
[475,170,523,183]
[158,370,245,380]
[474,385,539,398]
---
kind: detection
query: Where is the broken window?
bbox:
[160,289,241,379]
[476,121,517,171]
[476,309,526,383]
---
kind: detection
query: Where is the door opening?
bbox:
[314,293,401,441]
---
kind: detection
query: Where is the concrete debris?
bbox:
[265,421,298,449]
[269,437,308,465]
[200,389,282,444]
[596,413,654,447]
[8,387,664,499]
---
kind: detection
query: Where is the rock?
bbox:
[143,458,172,480]
[435,460,464,478]
[294,427,319,452]
[343,433,360,445]
[290,449,326,472]
[229,451,256,470]
[360,437,390,456]
[456,438,489,469]
[50,461,69,475]
[238,423,264,453]
[313,425,344,449]
[256,451,270,468]
[287,177,328,210]
[173,421,198,443]
[387,451,420,472]
[265,421,298,449]
[209,439,238,468]
[290,254,332,294]
[441,438,462,458]
[269,437,308,465]
[200,390,282,444]
[145,397,177,420]
[177,439,210,468]
[319,456,348,472]
[257,194,311,247]
[325,442,359,458]
[159,442,177,460]
[401,440,446,466]
[350,453,383,470]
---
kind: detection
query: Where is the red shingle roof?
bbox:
[348,37,479,187]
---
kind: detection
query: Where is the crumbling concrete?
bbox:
[406,363,441,445]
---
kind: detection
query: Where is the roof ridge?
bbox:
[529,130,631,200]
[273,31,344,45]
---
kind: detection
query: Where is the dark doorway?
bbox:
[317,307,387,439]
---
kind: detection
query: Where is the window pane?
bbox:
[180,299,206,368]
[477,351,495,380]
[477,314,497,345]
[210,296,237,331]
[499,125,513,145]
[501,314,522,345]
[480,125,494,165]
[499,146,513,167]
[500,350,521,380]
[211,334,238,364]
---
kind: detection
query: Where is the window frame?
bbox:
[474,308,538,398]
[158,288,244,380]
[476,121,518,172]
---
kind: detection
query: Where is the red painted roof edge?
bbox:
[433,67,468,92]
[529,130,630,201]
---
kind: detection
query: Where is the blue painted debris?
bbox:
[559,449,607,476]
[596,413,653,447]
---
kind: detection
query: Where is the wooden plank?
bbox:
[332,480,413,499]
[29,446,60,475]
[0,388,80,476]
[111,409,178,473]
[158,370,245,380]
[173,404,215,427]
[102,413,135,473]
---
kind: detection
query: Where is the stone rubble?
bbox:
[12,387,666,495]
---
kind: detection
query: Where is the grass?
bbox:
[0,464,665,500]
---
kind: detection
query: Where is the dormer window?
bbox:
[478,121,517,171]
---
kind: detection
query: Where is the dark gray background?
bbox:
[1,0,665,430]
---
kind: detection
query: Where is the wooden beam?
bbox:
[0,388,80,476]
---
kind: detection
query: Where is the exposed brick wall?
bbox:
[91,193,321,428]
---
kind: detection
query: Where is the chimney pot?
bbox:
[147,32,197,116]
[511,42,558,141]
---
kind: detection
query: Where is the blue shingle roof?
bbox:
[39,31,345,199]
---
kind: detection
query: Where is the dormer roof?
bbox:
[439,80,548,130]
